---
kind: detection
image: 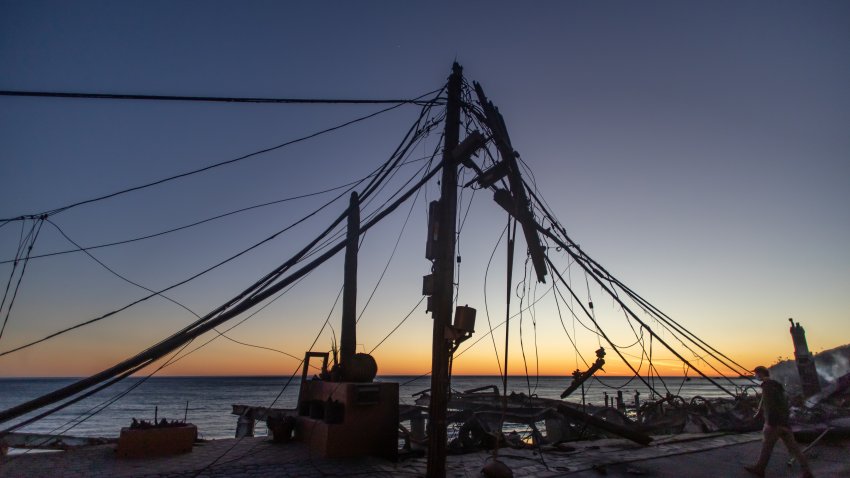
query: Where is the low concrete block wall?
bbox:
[116,424,197,459]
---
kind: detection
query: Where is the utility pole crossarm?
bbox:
[472,82,547,283]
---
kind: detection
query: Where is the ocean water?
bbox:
[0,375,754,440]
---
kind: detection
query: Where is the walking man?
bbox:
[745,365,813,478]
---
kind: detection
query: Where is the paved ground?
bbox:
[1,432,847,477]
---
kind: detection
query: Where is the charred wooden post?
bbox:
[340,192,360,378]
[426,61,463,478]
[789,318,821,397]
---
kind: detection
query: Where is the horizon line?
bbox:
[0,373,751,379]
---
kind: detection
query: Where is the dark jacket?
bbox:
[760,379,789,427]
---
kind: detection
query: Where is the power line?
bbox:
[0,155,432,265]
[0,180,358,359]
[525,179,752,383]
[243,101,443,302]
[356,158,429,324]
[20,141,411,354]
[0,97,444,358]
[482,223,508,378]
[1,86,444,222]
[516,163,753,388]
[187,285,348,477]
[0,87,446,441]
[0,218,44,344]
[0,149,444,426]
[0,89,443,105]
[453,283,557,361]
[543,230,736,397]
[48,217,312,364]
[368,297,425,354]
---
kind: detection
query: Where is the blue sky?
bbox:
[0,1,848,377]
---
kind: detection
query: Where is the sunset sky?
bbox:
[1,1,848,380]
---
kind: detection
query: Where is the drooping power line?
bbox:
[0,89,442,105]
[1,87,444,222]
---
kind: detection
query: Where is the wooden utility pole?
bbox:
[426,62,462,478]
[340,192,359,374]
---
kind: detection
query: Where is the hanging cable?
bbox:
[0,147,445,426]
[0,181,354,358]
[454,282,557,361]
[529,257,541,396]
[1,87,444,222]
[46,218,202,318]
[551,263,590,369]
[368,296,425,354]
[523,177,752,386]
[0,157,435,266]
[188,276,351,477]
[0,221,33,341]
[46,218,308,365]
[1,95,442,267]
[0,99,443,358]
[517,257,533,397]
[483,223,508,382]
[0,89,442,105]
[1,343,180,437]
[356,148,436,324]
[541,228,736,397]
[547,256,661,397]
[158,269,319,373]
[0,216,44,344]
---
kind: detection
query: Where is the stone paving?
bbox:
[1,431,847,477]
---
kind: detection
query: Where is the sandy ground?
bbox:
[1,431,847,477]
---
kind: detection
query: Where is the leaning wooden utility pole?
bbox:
[426,62,462,478]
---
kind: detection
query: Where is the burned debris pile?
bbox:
[399,368,850,455]
[405,385,758,453]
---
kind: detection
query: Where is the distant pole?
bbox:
[503,220,515,400]
[340,192,360,374]
[426,62,462,478]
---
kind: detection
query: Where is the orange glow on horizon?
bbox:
[0,346,775,378]
[0,329,790,379]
